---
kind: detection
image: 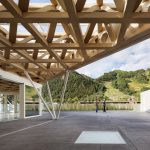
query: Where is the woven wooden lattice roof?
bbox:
[0,0,150,83]
[0,79,19,92]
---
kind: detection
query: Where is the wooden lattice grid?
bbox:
[0,0,149,82]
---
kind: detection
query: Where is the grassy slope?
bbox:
[128,79,150,101]
[101,80,150,102]
[104,82,129,101]
[129,79,150,91]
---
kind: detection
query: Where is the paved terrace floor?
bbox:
[0,111,150,150]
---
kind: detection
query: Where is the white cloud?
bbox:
[76,39,150,78]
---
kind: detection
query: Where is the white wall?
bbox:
[140,90,150,112]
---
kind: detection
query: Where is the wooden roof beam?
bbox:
[18,36,34,43]
[104,24,117,42]
[0,54,44,80]
[24,23,68,69]
[117,0,142,43]
[84,23,96,43]
[114,0,125,12]
[19,0,43,75]
[69,25,150,74]
[46,23,57,68]
[51,0,58,6]
[31,5,56,13]
[47,55,53,69]
[5,58,83,63]
[1,0,68,70]
[0,0,22,17]
[9,23,17,43]
[62,0,89,60]
[14,50,52,74]
[18,0,29,12]
[33,49,39,60]
[8,42,113,49]
[0,33,12,47]
[0,42,114,50]
[97,0,103,6]
[61,49,67,59]
[6,67,65,72]
[2,49,10,70]
[47,23,57,43]
[76,0,86,12]
[1,11,150,23]
[4,49,10,59]
[1,0,52,77]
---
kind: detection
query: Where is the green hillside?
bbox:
[42,71,106,102]
[104,82,129,101]
[42,69,150,103]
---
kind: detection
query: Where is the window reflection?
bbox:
[25,85,39,117]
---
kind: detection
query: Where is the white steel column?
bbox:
[24,71,55,119]
[2,95,4,113]
[14,95,18,114]
[19,83,25,119]
[46,81,56,119]
[38,87,42,116]
[57,71,70,119]
[4,95,8,114]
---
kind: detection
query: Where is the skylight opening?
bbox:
[29,0,52,10]
[30,0,50,3]
[84,0,96,7]
[55,24,65,34]
[13,0,18,5]
[28,40,36,43]
[105,0,115,4]
[0,23,10,34]
[131,23,139,28]
[33,23,49,35]
[17,24,31,36]
[42,55,49,59]
[80,23,89,35]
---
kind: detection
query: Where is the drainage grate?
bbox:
[75,131,126,144]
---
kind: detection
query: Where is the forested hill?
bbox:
[42,71,106,102]
[42,69,150,102]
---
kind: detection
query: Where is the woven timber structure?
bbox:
[0,0,150,83]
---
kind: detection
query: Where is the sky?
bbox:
[76,39,150,78]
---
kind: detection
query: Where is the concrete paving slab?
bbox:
[0,111,150,150]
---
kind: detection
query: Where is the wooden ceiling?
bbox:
[0,0,150,83]
[0,79,19,92]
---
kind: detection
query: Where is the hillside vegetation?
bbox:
[42,69,150,103]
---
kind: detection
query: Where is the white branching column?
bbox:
[14,95,18,114]
[24,71,55,119]
[46,81,56,119]
[4,95,8,114]
[38,87,42,116]
[57,71,70,119]
[19,84,25,119]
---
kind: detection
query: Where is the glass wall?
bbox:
[0,94,20,121]
[25,85,39,117]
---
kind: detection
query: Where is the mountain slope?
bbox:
[42,71,105,102]
[97,69,150,101]
[104,82,129,101]
[42,69,150,102]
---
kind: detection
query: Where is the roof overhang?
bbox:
[0,0,149,83]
